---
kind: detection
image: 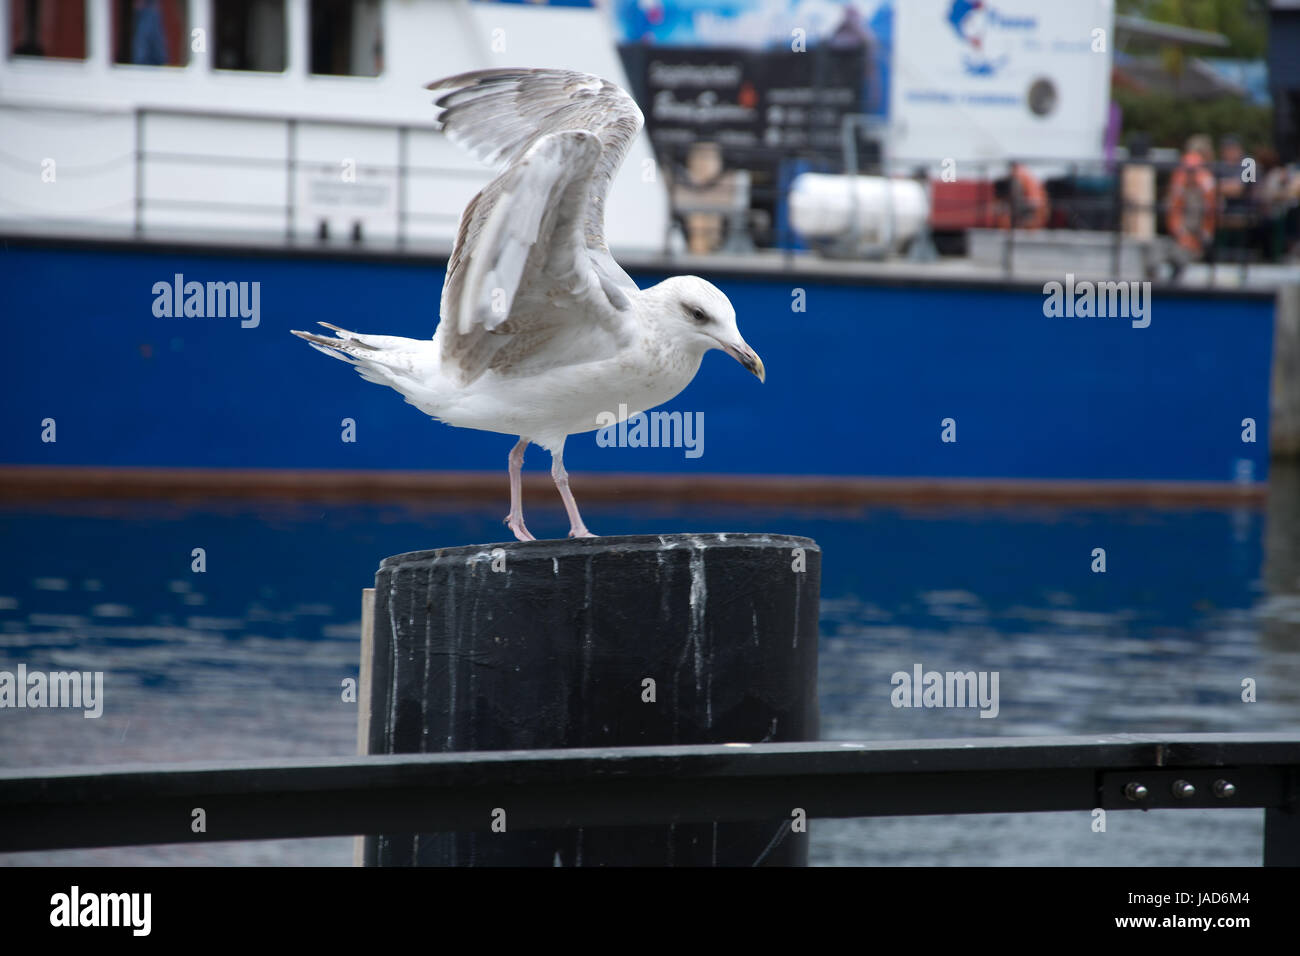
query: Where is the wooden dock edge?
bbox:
[0,466,1271,509]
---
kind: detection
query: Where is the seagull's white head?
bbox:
[650,275,765,383]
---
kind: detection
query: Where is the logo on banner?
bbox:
[947,0,1036,76]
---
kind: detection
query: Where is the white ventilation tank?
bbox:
[788,173,929,251]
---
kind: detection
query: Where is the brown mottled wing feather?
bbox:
[428,68,642,250]
[427,69,643,384]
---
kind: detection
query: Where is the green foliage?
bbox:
[1112,1,1271,149]
[1116,0,1268,59]
[1115,88,1273,151]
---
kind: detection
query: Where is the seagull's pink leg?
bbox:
[505,437,535,542]
[551,445,596,538]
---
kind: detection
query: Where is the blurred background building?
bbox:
[2,0,1296,272]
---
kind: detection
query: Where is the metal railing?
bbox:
[2,733,1297,864]
[5,101,1297,280]
[0,102,473,248]
[131,105,473,247]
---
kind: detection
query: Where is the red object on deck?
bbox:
[929,179,1000,231]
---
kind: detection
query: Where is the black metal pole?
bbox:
[364,533,821,866]
[1111,159,1123,277]
[1264,799,1300,866]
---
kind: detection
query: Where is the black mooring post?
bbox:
[363,533,820,867]
[1264,806,1300,867]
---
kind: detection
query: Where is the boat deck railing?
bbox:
[3,101,1293,286]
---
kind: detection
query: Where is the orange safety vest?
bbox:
[1167,153,1216,255]
[995,165,1049,229]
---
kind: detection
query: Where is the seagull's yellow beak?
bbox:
[722,339,766,383]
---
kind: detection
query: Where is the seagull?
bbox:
[292,68,765,541]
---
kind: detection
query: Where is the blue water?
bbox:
[2,475,1298,865]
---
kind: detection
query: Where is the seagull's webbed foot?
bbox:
[568,527,598,539]
[506,515,536,542]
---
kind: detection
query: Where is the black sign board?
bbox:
[625,46,867,165]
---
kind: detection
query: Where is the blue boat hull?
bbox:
[0,241,1276,483]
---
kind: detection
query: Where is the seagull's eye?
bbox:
[689,307,708,325]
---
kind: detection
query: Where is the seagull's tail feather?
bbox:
[291,326,370,366]
[290,324,440,395]
[293,322,417,353]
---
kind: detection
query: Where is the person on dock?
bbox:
[995,161,1049,230]
[1165,134,1217,275]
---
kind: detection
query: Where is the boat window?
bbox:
[310,0,382,77]
[8,0,86,60]
[212,0,286,72]
[113,0,188,67]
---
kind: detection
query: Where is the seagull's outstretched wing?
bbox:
[427,69,643,384]
[429,68,642,249]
